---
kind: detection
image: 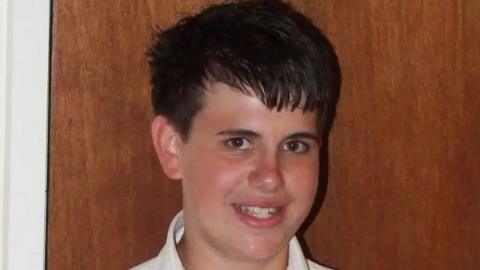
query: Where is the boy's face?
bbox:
[162,82,320,263]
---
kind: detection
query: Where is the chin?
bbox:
[235,235,289,262]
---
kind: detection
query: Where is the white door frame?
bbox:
[0,0,51,269]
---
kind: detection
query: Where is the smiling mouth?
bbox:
[233,204,280,219]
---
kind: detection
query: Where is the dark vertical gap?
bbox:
[44,0,55,268]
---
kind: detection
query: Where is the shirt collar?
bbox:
[159,211,310,270]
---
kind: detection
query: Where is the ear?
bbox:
[151,116,183,180]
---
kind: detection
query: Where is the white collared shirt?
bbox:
[130,211,332,270]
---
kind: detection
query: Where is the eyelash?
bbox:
[224,137,253,150]
[224,138,310,153]
[282,140,310,153]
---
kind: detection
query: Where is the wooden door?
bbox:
[48,0,479,269]
[303,1,480,269]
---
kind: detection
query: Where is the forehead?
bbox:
[192,82,318,133]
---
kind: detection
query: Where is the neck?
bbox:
[177,235,289,270]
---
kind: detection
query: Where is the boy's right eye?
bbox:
[224,137,252,150]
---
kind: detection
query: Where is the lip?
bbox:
[232,201,285,229]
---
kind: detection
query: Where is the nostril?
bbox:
[248,167,284,191]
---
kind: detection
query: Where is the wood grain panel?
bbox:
[48,0,480,269]
[47,1,217,269]
[301,1,480,269]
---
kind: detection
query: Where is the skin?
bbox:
[152,82,320,270]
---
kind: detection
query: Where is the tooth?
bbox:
[238,206,278,219]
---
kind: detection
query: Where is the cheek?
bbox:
[285,157,319,201]
[290,172,318,201]
[181,151,248,204]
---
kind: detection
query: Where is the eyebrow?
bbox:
[216,129,261,138]
[285,132,320,144]
[215,129,319,143]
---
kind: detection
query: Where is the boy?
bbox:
[132,0,340,269]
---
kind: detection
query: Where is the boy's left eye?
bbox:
[282,140,309,153]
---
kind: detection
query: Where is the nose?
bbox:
[247,152,285,193]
